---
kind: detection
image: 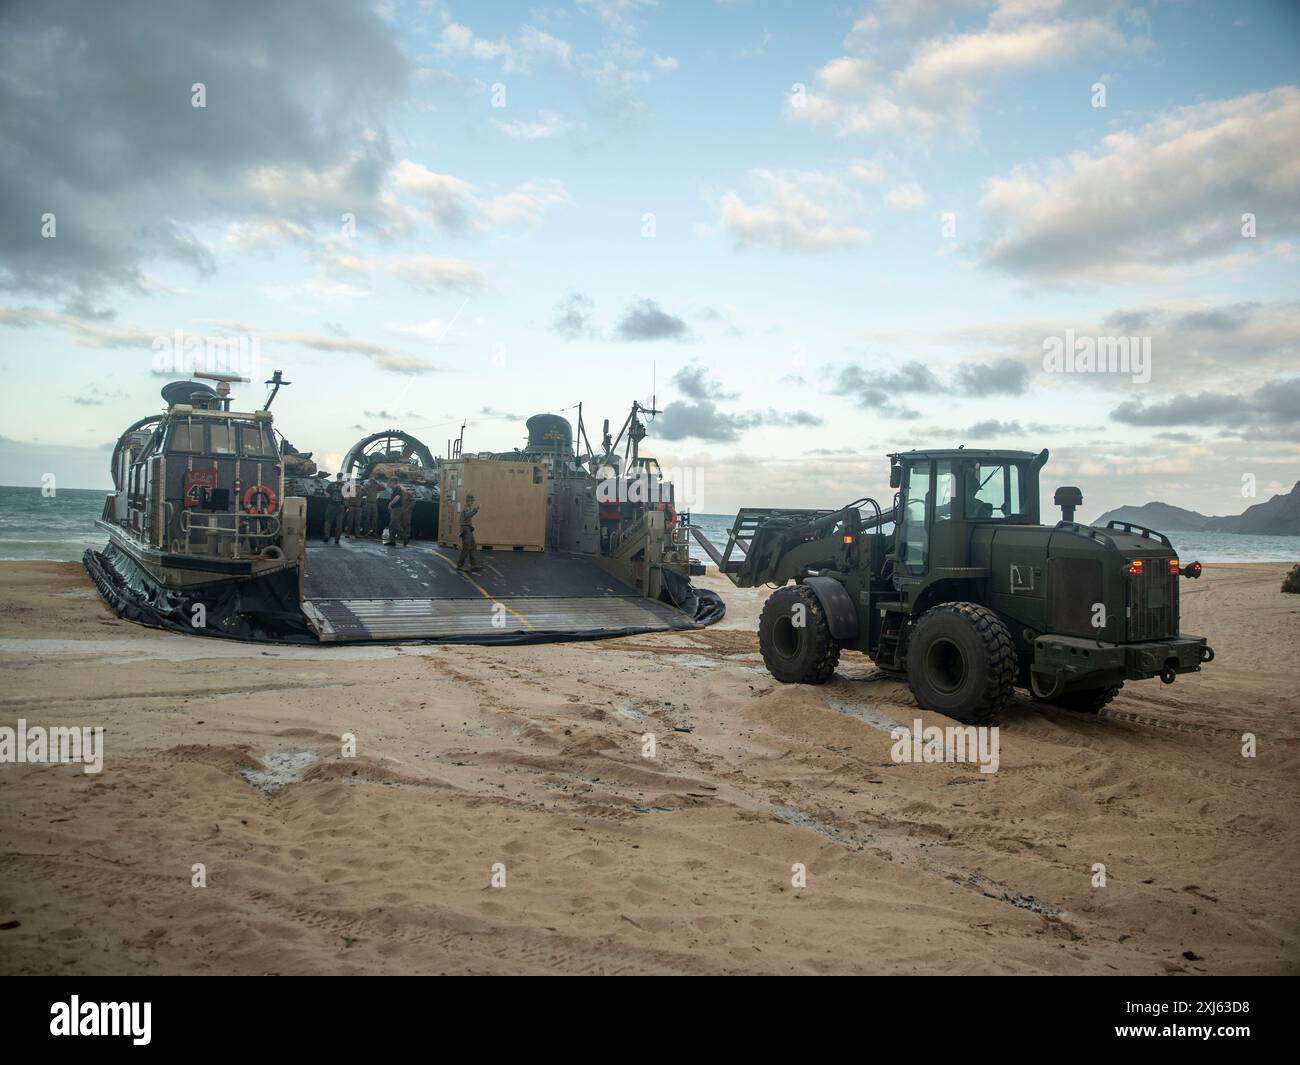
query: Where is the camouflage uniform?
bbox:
[456,501,481,572]
[386,485,411,546]
[360,479,380,538]
[343,480,363,536]
[323,477,346,544]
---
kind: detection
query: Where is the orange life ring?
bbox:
[657,502,677,531]
[243,484,278,514]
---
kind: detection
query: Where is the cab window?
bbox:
[209,421,235,455]
[168,421,202,453]
[899,462,930,576]
[966,463,1025,519]
[239,424,274,458]
[934,460,955,522]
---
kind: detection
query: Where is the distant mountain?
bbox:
[1092,501,1210,532]
[1205,481,1300,536]
[1092,481,1300,537]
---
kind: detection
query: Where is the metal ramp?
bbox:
[300,539,699,643]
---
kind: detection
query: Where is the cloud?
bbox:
[385,317,460,344]
[718,167,876,252]
[0,305,158,348]
[836,361,945,398]
[393,162,569,232]
[1175,305,1260,333]
[0,0,407,308]
[828,355,1031,417]
[436,22,573,72]
[979,86,1300,280]
[0,434,115,490]
[654,401,823,442]
[954,357,1028,396]
[931,299,1300,391]
[830,362,941,418]
[266,332,389,358]
[222,218,314,253]
[794,11,1131,140]
[965,419,1025,435]
[550,294,692,343]
[492,111,585,140]
[0,304,435,373]
[885,182,928,212]
[215,329,439,374]
[673,364,737,401]
[655,401,736,441]
[318,250,487,292]
[552,292,596,340]
[615,299,688,341]
[1111,377,1300,440]
[432,7,668,127]
[576,0,658,36]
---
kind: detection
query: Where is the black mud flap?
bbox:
[83,542,317,644]
[660,567,726,626]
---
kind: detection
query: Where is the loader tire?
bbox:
[759,584,840,685]
[907,602,1016,725]
[1045,684,1122,714]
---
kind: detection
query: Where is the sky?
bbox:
[0,0,1297,520]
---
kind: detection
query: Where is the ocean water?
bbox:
[0,488,1295,565]
[0,486,110,561]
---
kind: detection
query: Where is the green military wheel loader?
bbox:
[693,449,1214,725]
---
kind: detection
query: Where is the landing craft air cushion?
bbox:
[86,372,722,644]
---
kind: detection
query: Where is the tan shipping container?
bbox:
[439,457,547,551]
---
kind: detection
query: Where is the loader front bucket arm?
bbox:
[691,507,853,586]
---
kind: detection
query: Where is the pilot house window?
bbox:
[239,425,274,458]
[209,422,235,455]
[168,421,202,453]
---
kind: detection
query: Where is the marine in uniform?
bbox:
[386,483,412,546]
[456,494,482,573]
[323,472,346,544]
[343,477,363,536]
[360,478,380,538]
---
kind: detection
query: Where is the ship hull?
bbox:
[84,537,316,643]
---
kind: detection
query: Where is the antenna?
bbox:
[263,369,291,410]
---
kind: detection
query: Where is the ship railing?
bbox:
[179,509,281,559]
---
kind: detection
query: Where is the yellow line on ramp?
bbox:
[428,549,536,632]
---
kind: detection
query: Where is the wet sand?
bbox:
[0,558,1297,974]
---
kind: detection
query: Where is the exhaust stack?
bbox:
[1054,485,1083,523]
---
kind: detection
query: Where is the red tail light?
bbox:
[1168,558,1180,575]
[1126,560,1143,576]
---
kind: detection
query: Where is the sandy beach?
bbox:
[0,558,1296,975]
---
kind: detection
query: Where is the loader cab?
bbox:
[890,449,1046,577]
